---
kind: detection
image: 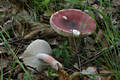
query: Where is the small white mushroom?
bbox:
[20,39,62,72]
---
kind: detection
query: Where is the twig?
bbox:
[0,38,40,46]
[0,39,22,46]
[26,65,40,73]
[81,45,115,66]
[77,54,81,72]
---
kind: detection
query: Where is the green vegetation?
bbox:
[53,41,72,66]
[0,29,32,80]
[87,2,120,80]
[23,72,35,80]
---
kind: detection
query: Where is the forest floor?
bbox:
[0,0,120,80]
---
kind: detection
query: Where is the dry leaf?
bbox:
[81,67,101,80]
[56,64,69,80]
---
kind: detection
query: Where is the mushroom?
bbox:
[20,39,62,72]
[50,9,96,37]
[50,9,96,48]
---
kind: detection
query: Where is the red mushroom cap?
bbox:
[50,9,96,37]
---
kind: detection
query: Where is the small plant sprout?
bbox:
[53,41,71,66]
[20,39,62,72]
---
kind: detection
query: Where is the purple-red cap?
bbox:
[50,9,96,37]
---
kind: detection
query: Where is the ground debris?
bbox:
[0,0,119,80]
[33,73,49,80]
[0,57,9,70]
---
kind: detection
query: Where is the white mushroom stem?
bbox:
[36,53,62,70]
[72,29,80,36]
